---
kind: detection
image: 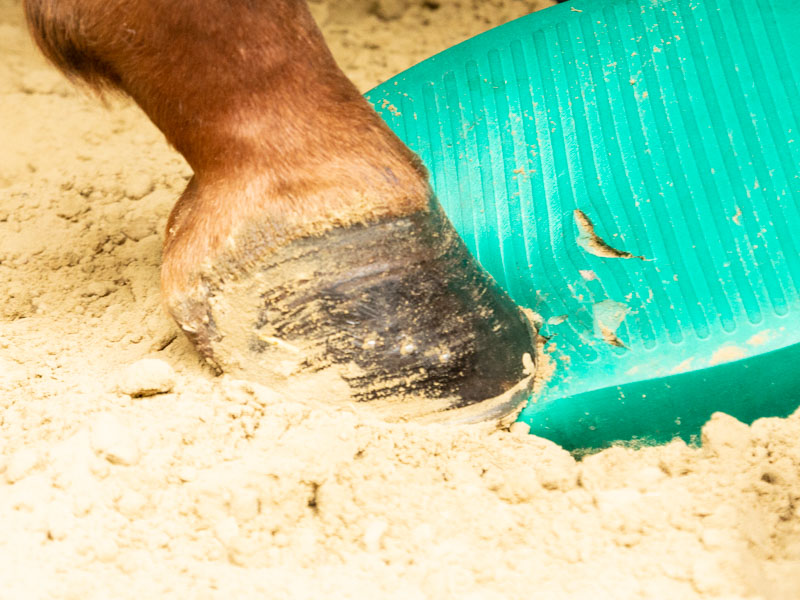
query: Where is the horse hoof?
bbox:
[168,200,537,424]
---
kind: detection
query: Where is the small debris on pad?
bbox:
[90,413,140,466]
[117,358,176,397]
[709,345,747,366]
[574,209,646,260]
[592,299,629,347]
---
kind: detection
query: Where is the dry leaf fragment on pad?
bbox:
[574,209,646,260]
[592,299,629,347]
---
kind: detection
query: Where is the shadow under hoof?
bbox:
[182,201,537,423]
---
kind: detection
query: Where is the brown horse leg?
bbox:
[23,0,536,421]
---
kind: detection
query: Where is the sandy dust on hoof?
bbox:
[1,0,800,598]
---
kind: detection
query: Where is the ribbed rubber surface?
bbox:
[367,0,800,448]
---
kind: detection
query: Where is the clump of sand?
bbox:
[1,0,800,598]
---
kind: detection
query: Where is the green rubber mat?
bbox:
[367,0,800,450]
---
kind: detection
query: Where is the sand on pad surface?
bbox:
[2,0,800,598]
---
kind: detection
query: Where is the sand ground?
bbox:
[1,0,800,598]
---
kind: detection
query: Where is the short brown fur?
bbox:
[23,0,430,313]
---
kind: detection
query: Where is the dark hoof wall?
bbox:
[179,201,537,424]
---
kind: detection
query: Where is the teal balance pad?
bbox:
[366,0,800,450]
